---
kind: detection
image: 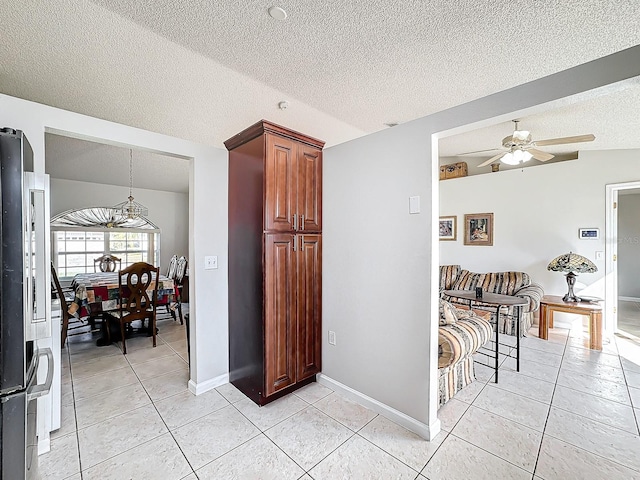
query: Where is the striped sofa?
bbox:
[440,265,544,336]
[438,309,492,407]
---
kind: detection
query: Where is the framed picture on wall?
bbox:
[464,213,494,246]
[439,216,457,241]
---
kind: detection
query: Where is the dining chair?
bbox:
[163,254,179,321]
[51,263,84,348]
[172,255,188,325]
[166,254,178,279]
[105,261,159,354]
[94,253,122,272]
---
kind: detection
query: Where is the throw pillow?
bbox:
[439,299,457,325]
[454,307,474,321]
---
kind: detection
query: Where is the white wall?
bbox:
[4,45,639,446]
[323,121,432,427]
[618,193,640,299]
[50,178,189,270]
[440,150,640,300]
[0,92,229,394]
[323,46,640,439]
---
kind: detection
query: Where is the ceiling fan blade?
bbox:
[477,152,505,168]
[456,147,502,156]
[528,148,555,162]
[535,134,595,147]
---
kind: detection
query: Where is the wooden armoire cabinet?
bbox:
[225,120,323,405]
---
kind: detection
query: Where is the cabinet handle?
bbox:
[293,235,297,252]
[293,214,298,231]
[300,235,304,251]
[301,214,305,230]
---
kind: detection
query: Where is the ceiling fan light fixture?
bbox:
[513,130,530,142]
[502,149,532,166]
[501,152,517,165]
[514,149,533,163]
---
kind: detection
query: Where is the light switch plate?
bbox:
[409,196,420,214]
[328,330,336,345]
[205,255,218,270]
[595,251,604,261]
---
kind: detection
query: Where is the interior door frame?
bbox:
[605,180,640,334]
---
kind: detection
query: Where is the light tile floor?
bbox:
[40,316,640,479]
[618,300,640,338]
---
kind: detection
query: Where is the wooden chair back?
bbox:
[94,254,122,272]
[166,254,178,280]
[175,256,188,286]
[116,261,160,354]
[51,263,71,348]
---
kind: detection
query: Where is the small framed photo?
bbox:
[579,228,600,240]
[439,216,457,241]
[464,213,494,246]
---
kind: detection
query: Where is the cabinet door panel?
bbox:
[265,234,297,395]
[297,235,322,380]
[265,135,296,232]
[297,146,322,232]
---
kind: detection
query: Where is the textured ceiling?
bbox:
[1,0,639,150]
[90,0,640,133]
[45,134,189,193]
[439,80,640,167]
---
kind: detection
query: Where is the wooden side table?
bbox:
[539,295,603,350]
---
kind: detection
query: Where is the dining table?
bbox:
[68,271,177,319]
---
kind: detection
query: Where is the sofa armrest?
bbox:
[438,316,492,369]
[513,282,544,313]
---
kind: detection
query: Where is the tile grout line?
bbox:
[531,331,640,475]
[144,384,199,478]
[617,335,640,435]
[530,329,568,478]
[75,325,187,477]
[540,430,640,473]
[64,344,84,480]
[228,395,313,473]
[447,432,534,476]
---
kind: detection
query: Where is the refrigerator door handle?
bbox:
[27,348,54,401]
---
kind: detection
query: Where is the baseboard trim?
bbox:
[619,296,640,303]
[188,373,229,395]
[317,374,440,441]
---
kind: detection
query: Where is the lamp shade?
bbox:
[548,252,597,302]
[547,252,597,274]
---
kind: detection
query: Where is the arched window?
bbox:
[51,207,160,277]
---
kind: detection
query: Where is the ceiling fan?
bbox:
[462,120,595,168]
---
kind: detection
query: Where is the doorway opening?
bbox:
[606,181,640,339]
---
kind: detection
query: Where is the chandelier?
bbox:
[112,149,148,220]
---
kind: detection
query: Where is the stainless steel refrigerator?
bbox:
[0,128,53,480]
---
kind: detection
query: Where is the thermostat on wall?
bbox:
[578,228,599,239]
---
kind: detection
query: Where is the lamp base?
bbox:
[563,272,580,303]
[562,293,581,303]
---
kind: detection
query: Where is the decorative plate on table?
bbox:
[579,296,603,303]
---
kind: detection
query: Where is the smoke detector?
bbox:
[268,6,288,20]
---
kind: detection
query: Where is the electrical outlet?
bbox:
[204,255,218,270]
[328,330,336,345]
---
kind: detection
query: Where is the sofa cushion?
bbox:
[438,316,492,369]
[452,270,530,296]
[439,299,458,325]
[454,305,492,322]
[439,265,461,291]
